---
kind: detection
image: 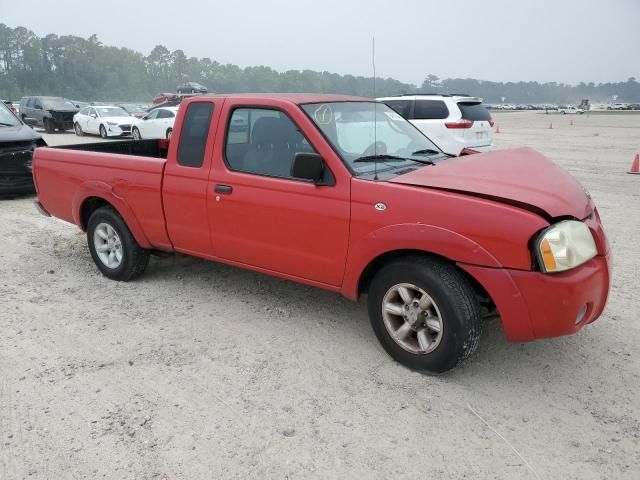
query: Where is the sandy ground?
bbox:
[1,112,639,479]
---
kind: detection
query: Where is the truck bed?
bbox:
[33,139,171,249]
[51,139,170,158]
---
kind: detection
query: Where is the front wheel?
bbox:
[367,256,482,373]
[99,125,108,139]
[44,118,55,133]
[132,127,141,140]
[87,206,149,281]
[166,128,173,139]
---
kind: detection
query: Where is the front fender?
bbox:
[341,223,502,300]
[71,180,152,249]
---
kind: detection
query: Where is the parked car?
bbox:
[378,94,494,156]
[607,103,627,110]
[176,82,208,94]
[117,103,148,119]
[33,94,611,373]
[19,96,79,133]
[0,100,46,195]
[131,106,178,140]
[73,105,134,138]
[558,105,585,114]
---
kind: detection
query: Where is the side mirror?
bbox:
[23,117,37,127]
[291,152,328,184]
[90,113,97,118]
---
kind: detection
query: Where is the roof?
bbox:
[190,93,372,104]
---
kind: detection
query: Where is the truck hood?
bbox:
[390,147,592,219]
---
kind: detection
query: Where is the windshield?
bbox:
[43,98,77,110]
[301,102,443,176]
[95,107,129,117]
[0,102,20,126]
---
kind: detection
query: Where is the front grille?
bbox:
[119,124,132,132]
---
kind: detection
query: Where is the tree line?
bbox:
[1,24,638,104]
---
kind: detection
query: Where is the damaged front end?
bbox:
[49,110,76,131]
[0,139,46,195]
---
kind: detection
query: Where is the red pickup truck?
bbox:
[33,94,611,373]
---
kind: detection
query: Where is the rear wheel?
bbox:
[87,206,149,281]
[166,128,173,139]
[367,256,482,373]
[74,122,83,136]
[132,127,141,140]
[99,125,108,139]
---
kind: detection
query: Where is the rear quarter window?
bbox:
[177,103,214,168]
[413,100,449,120]
[457,103,491,121]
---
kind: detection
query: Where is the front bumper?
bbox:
[107,124,132,137]
[460,252,611,341]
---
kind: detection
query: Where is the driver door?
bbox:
[87,108,100,134]
[140,109,159,137]
[208,104,351,287]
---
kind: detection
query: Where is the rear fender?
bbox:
[341,223,502,300]
[71,180,152,249]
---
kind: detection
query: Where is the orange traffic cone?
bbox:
[548,122,553,129]
[628,153,640,174]
[495,125,501,134]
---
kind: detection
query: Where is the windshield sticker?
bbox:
[314,104,334,124]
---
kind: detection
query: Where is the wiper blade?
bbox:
[354,154,409,163]
[0,122,15,127]
[354,154,434,166]
[412,148,453,157]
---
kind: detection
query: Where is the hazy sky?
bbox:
[1,0,638,85]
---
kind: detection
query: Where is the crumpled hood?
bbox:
[390,147,592,219]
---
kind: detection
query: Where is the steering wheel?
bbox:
[362,141,387,156]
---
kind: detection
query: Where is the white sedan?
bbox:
[74,105,135,138]
[131,106,178,140]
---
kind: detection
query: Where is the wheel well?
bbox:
[80,197,112,230]
[357,250,495,310]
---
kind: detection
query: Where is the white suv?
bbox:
[377,94,494,156]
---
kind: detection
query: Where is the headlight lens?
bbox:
[536,220,597,273]
[107,121,118,126]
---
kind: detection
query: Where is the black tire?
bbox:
[99,125,108,139]
[44,118,55,134]
[367,255,481,373]
[74,122,84,136]
[561,111,566,115]
[86,206,149,281]
[132,127,141,140]
[166,128,173,139]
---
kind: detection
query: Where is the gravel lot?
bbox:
[1,112,639,479]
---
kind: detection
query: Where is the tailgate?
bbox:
[458,101,493,147]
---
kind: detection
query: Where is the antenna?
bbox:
[372,36,378,181]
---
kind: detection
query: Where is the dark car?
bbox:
[176,82,208,94]
[0,101,46,195]
[19,96,79,133]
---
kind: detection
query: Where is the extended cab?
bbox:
[33,94,611,373]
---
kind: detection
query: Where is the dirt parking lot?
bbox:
[1,112,639,479]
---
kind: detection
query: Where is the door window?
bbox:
[413,100,449,120]
[383,100,412,119]
[157,109,175,119]
[225,108,317,179]
[145,109,159,120]
[177,103,213,168]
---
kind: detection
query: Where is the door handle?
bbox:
[214,184,233,194]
